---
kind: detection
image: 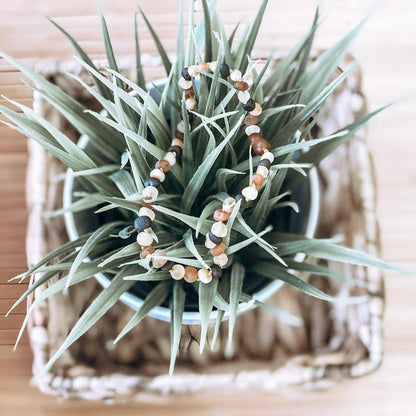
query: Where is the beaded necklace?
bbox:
[134,61,274,284]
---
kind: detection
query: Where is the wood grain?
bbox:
[0,0,415,414]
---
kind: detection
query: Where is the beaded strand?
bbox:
[133,60,275,284]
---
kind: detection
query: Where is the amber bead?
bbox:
[155,159,171,173]
[185,87,194,99]
[213,209,230,222]
[210,242,226,257]
[253,138,271,156]
[175,129,184,140]
[233,81,249,91]
[199,62,208,71]
[244,115,258,126]
[248,133,262,146]
[184,266,198,283]
[140,245,155,259]
[252,173,264,189]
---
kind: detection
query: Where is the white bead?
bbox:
[170,264,185,280]
[139,206,155,221]
[137,231,153,247]
[208,61,217,71]
[213,253,228,267]
[237,90,251,104]
[222,197,236,213]
[150,168,165,182]
[179,77,193,89]
[245,125,261,136]
[152,250,167,268]
[230,69,242,81]
[198,268,212,284]
[163,152,176,167]
[250,103,262,116]
[142,186,158,203]
[256,165,269,178]
[205,235,217,249]
[177,120,185,133]
[211,221,227,238]
[185,97,197,110]
[261,151,274,163]
[171,138,183,149]
[188,66,198,77]
[242,186,258,201]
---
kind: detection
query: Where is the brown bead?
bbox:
[252,173,264,189]
[244,115,258,126]
[185,87,194,99]
[213,209,230,222]
[155,159,171,173]
[199,62,208,71]
[175,129,184,140]
[210,243,226,257]
[140,245,155,259]
[248,133,263,146]
[233,81,249,91]
[140,201,154,209]
[184,266,198,283]
[253,138,271,156]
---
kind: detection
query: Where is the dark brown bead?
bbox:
[140,245,155,259]
[211,264,223,279]
[233,81,249,91]
[244,115,258,126]
[185,87,194,99]
[248,133,263,147]
[252,173,264,189]
[253,138,271,156]
[259,158,272,169]
[155,159,171,173]
[243,98,256,112]
[220,63,230,77]
[168,146,182,157]
[161,260,175,271]
[182,67,191,81]
[175,130,184,140]
[184,266,198,283]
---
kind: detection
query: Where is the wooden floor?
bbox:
[0,0,415,414]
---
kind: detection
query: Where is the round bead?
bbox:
[140,245,155,259]
[188,66,198,77]
[261,150,275,163]
[170,264,185,280]
[234,81,249,91]
[259,158,272,169]
[253,138,271,156]
[213,209,230,222]
[256,165,269,178]
[185,97,197,110]
[237,90,251,104]
[242,186,258,201]
[161,260,175,271]
[168,145,182,157]
[152,251,167,268]
[250,103,263,116]
[222,197,236,213]
[144,177,161,188]
[182,67,191,81]
[171,138,184,149]
[163,152,176,167]
[150,168,165,182]
[179,77,193,89]
[137,231,153,246]
[210,264,223,279]
[235,194,248,210]
[208,61,217,72]
[199,62,208,72]
[142,186,158,203]
[184,266,199,283]
[208,231,223,245]
[155,159,171,172]
[210,242,226,257]
[230,69,242,81]
[139,206,155,221]
[205,234,217,249]
[252,173,264,189]
[177,120,185,133]
[244,115,258,125]
[248,133,262,147]
[134,215,152,232]
[211,221,227,238]
[213,253,228,267]
[220,63,230,77]
[245,125,261,136]
[175,130,184,140]
[185,87,194,99]
[243,98,256,112]
[198,268,212,284]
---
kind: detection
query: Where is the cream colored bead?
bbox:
[179,77,193,89]
[242,186,258,201]
[188,66,199,77]
[261,151,274,163]
[230,69,242,81]
[208,61,217,72]
[152,250,167,268]
[211,221,227,238]
[170,264,185,280]
[139,206,155,221]
[213,253,228,267]
[142,185,158,203]
[198,268,212,284]
[177,120,185,133]
[205,235,217,249]
[222,197,236,213]
[245,125,261,136]
[163,152,176,167]
[237,90,251,104]
[250,103,263,116]
[150,168,165,182]
[256,165,269,178]
[137,231,153,247]
[171,138,183,149]
[185,97,197,110]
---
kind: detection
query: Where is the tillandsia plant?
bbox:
[0,0,401,379]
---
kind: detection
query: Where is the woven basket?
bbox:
[25,56,384,401]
